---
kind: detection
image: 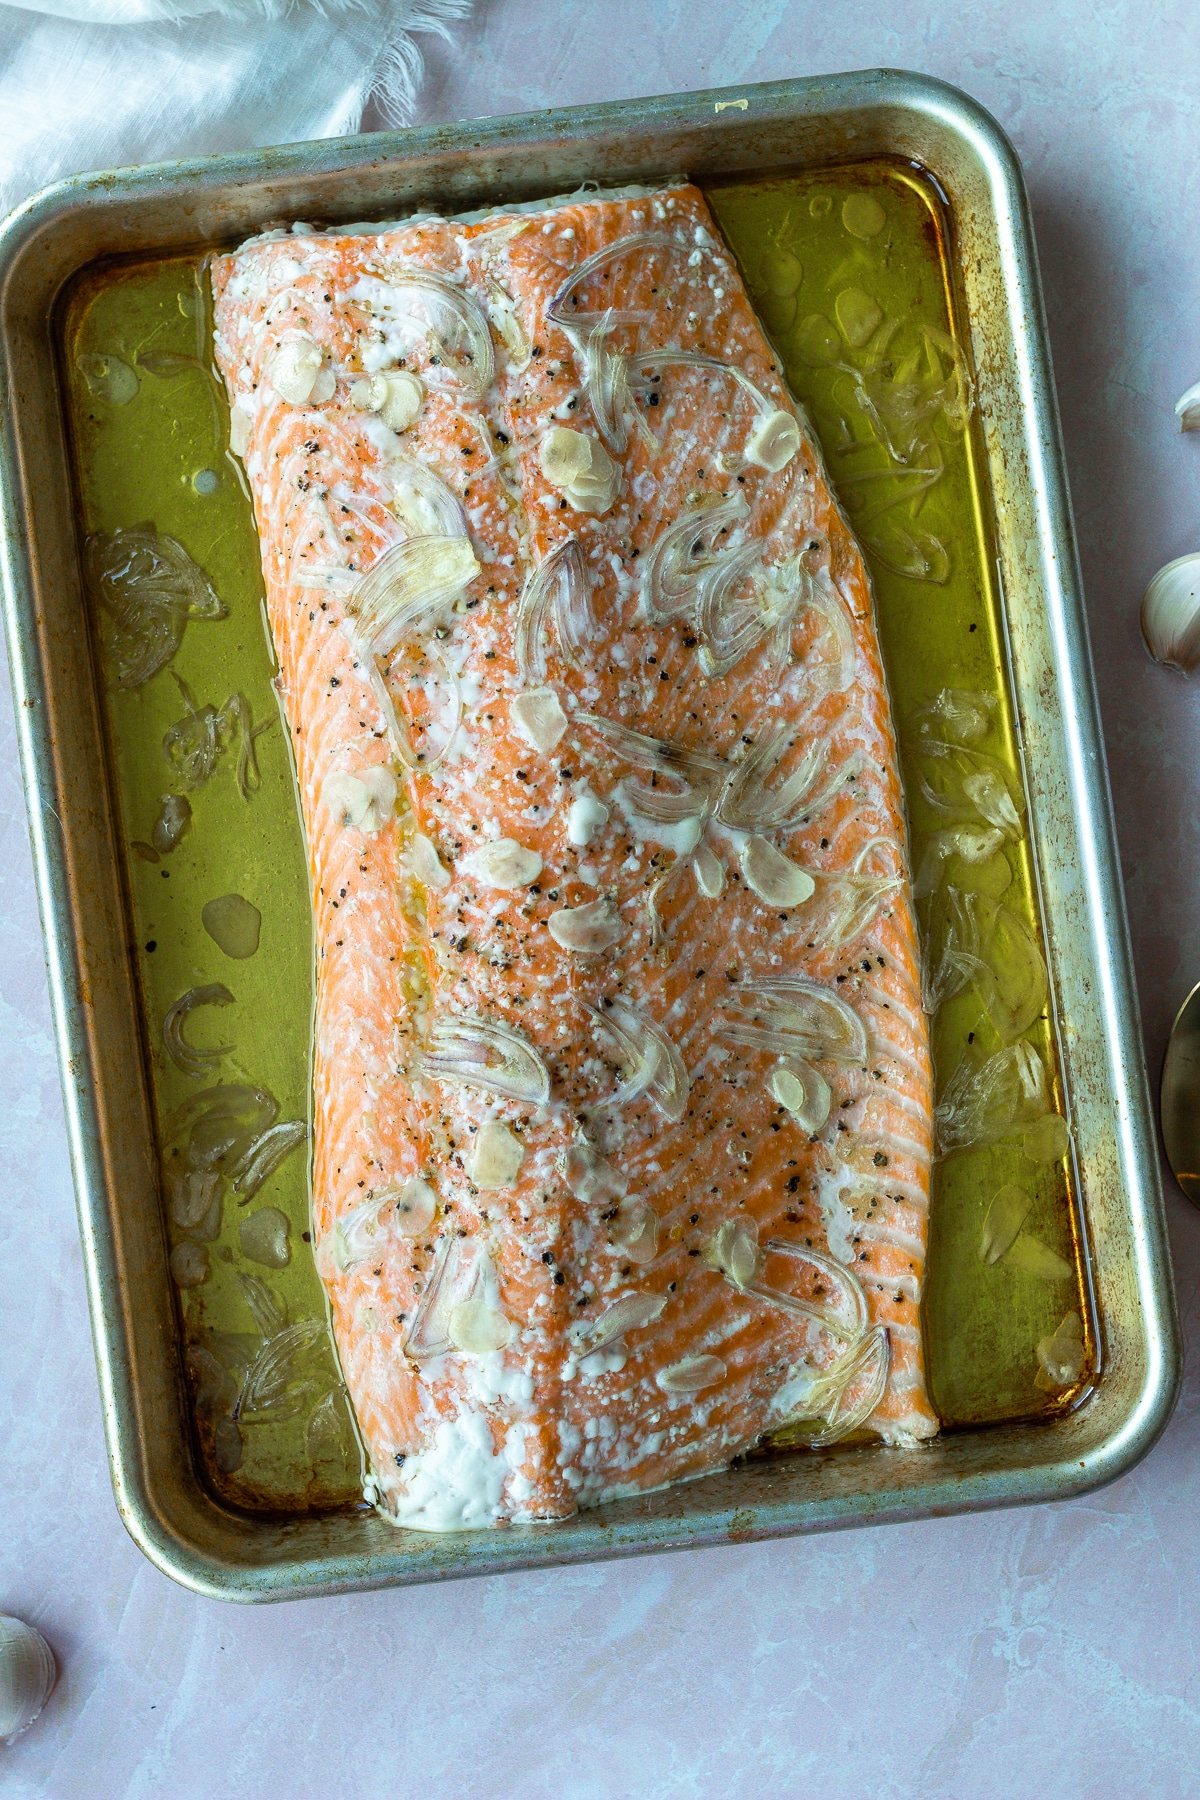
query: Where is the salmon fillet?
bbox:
[211,181,937,1532]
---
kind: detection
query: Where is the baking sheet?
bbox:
[0,69,1178,1599]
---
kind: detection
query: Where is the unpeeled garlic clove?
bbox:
[1141,552,1200,673]
[0,1616,56,1743]
[1176,381,1200,431]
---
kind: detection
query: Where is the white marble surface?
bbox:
[5,5,1200,1795]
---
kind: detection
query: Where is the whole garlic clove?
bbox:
[1176,381,1200,431]
[1141,552,1200,673]
[0,1616,56,1743]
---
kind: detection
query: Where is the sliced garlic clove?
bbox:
[577,1290,666,1351]
[228,399,253,458]
[268,336,331,405]
[238,1205,291,1270]
[469,1118,525,1189]
[703,1217,761,1290]
[744,408,802,472]
[610,1196,658,1264]
[405,831,451,890]
[560,1141,627,1204]
[449,1298,512,1354]
[463,837,543,888]
[538,425,619,514]
[391,1177,437,1236]
[169,1239,210,1287]
[657,1354,726,1393]
[1176,381,1200,431]
[693,841,725,897]
[566,790,609,846]
[0,1616,56,1743]
[510,686,568,753]
[1035,1311,1085,1386]
[979,1184,1032,1265]
[739,836,816,907]
[767,1058,831,1132]
[547,895,623,953]
[323,765,397,834]
[1141,552,1200,673]
[350,370,425,433]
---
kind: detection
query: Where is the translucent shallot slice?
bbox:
[806,1325,891,1446]
[585,999,690,1122]
[639,492,751,628]
[347,534,480,657]
[375,269,495,397]
[719,977,869,1065]
[514,539,595,685]
[935,1040,1050,1155]
[419,1014,551,1106]
[235,1319,326,1421]
[228,1118,309,1204]
[162,983,235,1077]
[389,452,470,539]
[717,727,829,833]
[404,1234,484,1360]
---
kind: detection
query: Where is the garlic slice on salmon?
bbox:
[539,426,619,514]
[405,831,451,890]
[547,896,623,953]
[462,838,543,888]
[609,1196,659,1264]
[268,336,335,404]
[559,1141,627,1204]
[322,765,397,834]
[469,1119,525,1189]
[745,408,802,471]
[575,1291,666,1351]
[767,1059,831,1131]
[228,399,253,457]
[449,1299,513,1354]
[510,687,568,753]
[350,370,424,432]
[657,1355,726,1393]
[740,836,815,908]
[693,842,725,897]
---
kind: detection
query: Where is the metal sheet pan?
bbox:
[0,69,1179,1601]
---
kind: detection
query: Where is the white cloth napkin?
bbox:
[0,0,470,222]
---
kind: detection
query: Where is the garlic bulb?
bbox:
[538,426,619,514]
[1141,552,1200,672]
[1176,381,1200,431]
[0,1616,56,1743]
